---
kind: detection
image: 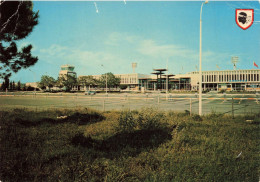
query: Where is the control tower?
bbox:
[59,64,77,78]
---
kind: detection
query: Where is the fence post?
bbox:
[190,98,192,116]
[232,97,234,119]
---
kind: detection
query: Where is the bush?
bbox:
[218,89,226,94]
[117,110,137,132]
[136,108,168,130]
[119,85,128,90]
[117,108,169,133]
[202,89,210,93]
[191,114,202,121]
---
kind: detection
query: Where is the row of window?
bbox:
[61,67,74,71]
[121,77,138,84]
[202,73,260,83]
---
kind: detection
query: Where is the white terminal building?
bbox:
[64,65,260,91]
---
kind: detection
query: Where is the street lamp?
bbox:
[29,69,37,94]
[166,59,168,99]
[106,73,108,94]
[199,0,208,116]
[101,65,108,94]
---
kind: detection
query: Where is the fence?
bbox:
[0,92,259,116]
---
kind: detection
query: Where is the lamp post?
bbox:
[101,65,108,94]
[106,73,108,94]
[166,59,168,99]
[199,0,208,116]
[29,69,37,94]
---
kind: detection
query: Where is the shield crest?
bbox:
[236,9,254,30]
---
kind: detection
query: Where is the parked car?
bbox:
[85,91,96,95]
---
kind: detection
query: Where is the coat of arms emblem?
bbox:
[236,9,254,30]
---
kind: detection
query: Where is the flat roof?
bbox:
[189,69,260,74]
[153,68,167,71]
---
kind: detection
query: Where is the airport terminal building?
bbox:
[172,69,259,91]
[147,69,260,91]
[128,70,259,91]
[73,63,260,92]
[190,69,260,91]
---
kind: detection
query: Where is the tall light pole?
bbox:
[101,65,108,94]
[199,0,208,116]
[29,69,37,94]
[166,59,168,99]
[106,73,108,94]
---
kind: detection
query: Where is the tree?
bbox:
[58,75,77,92]
[4,77,10,90]
[78,75,97,90]
[20,83,26,91]
[0,1,39,80]
[99,72,120,91]
[9,81,13,90]
[38,75,56,90]
[17,81,21,91]
[12,81,16,90]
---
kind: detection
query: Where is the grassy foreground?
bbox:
[0,108,259,181]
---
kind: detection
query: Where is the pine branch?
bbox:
[0,0,6,6]
[0,1,23,33]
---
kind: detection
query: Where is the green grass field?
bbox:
[0,107,259,181]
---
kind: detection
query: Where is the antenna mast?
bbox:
[132,62,137,73]
[231,56,239,70]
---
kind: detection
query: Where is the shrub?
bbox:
[218,89,226,94]
[204,111,224,122]
[116,108,169,132]
[202,89,210,93]
[136,108,168,130]
[117,110,137,132]
[191,114,203,121]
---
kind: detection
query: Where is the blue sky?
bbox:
[11,0,260,83]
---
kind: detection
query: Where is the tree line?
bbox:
[38,72,121,92]
[0,79,32,91]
